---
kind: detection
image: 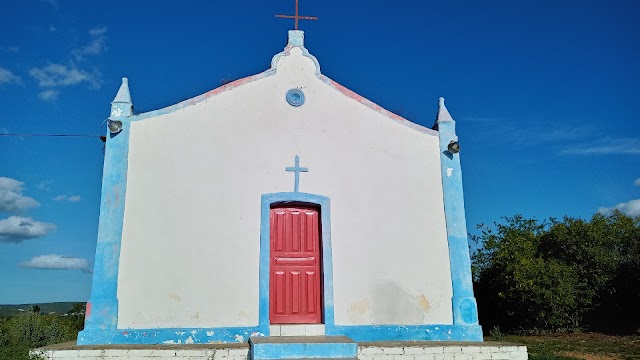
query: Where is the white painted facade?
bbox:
[115,31,452,330]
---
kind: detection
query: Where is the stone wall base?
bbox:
[32,341,528,360]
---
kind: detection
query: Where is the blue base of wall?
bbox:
[77,324,483,345]
[77,326,269,345]
[327,325,483,342]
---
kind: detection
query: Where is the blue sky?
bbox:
[0,0,638,304]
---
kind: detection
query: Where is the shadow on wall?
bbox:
[348,281,431,324]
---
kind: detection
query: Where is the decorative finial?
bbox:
[110,77,133,118]
[288,30,305,47]
[112,77,132,104]
[436,97,454,123]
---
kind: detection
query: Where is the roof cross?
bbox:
[285,155,309,193]
[275,0,318,30]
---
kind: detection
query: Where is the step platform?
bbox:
[249,336,358,360]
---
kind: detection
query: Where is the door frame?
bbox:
[259,192,334,327]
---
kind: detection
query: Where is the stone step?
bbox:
[249,336,358,360]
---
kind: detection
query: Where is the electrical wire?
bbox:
[0,133,102,138]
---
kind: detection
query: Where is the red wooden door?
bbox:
[270,206,322,324]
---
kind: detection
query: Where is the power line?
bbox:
[0,133,106,142]
[0,133,101,138]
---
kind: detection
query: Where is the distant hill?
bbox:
[0,302,83,317]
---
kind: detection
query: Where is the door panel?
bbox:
[269,206,322,324]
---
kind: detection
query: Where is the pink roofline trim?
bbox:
[131,56,437,137]
[317,75,437,136]
[131,70,276,121]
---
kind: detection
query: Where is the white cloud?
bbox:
[73,27,107,61]
[20,254,90,273]
[634,178,640,186]
[560,138,640,155]
[0,216,56,243]
[88,27,107,37]
[53,195,81,202]
[28,26,106,100]
[29,63,99,88]
[37,180,53,191]
[0,177,39,213]
[38,89,59,101]
[599,199,640,217]
[0,67,21,85]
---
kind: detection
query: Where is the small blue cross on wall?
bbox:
[285,155,309,193]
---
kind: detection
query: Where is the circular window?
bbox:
[286,88,305,107]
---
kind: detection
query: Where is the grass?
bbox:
[489,333,640,360]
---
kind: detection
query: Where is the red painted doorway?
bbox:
[269,205,322,324]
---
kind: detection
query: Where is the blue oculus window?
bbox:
[286,88,305,107]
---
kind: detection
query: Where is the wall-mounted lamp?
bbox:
[448,140,460,154]
[107,120,123,134]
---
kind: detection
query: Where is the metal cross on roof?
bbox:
[275,0,318,30]
[285,155,309,193]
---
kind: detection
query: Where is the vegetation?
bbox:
[0,303,84,360]
[0,302,80,318]
[472,211,640,334]
[492,333,640,360]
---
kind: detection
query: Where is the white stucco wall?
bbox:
[116,45,453,329]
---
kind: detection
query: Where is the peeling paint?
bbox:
[234,335,244,342]
[206,331,214,336]
[446,167,453,177]
[185,336,194,344]
[418,295,431,313]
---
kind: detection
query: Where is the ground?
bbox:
[497,333,640,360]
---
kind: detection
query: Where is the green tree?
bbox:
[67,303,85,316]
[472,211,640,333]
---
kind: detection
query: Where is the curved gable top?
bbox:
[128,30,437,137]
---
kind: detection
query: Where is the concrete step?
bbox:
[249,336,358,360]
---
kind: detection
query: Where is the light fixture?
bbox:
[448,140,460,153]
[107,120,123,134]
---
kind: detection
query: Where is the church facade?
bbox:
[78,30,482,345]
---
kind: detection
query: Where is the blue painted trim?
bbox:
[251,342,357,359]
[259,192,334,327]
[437,117,480,327]
[78,326,267,345]
[79,101,132,339]
[285,155,309,193]
[325,325,483,342]
[77,324,482,345]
